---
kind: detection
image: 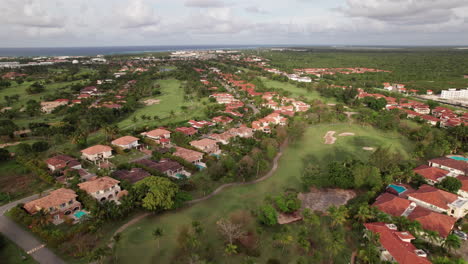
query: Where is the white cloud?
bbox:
[185,0,227,8]
[118,0,160,28]
[245,6,269,14]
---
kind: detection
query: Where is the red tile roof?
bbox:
[78,176,120,194]
[81,145,112,155]
[111,136,139,146]
[373,193,412,217]
[407,185,458,210]
[429,157,468,173]
[413,165,449,182]
[24,188,78,214]
[408,207,456,237]
[364,222,431,264]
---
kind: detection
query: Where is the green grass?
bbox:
[260,77,337,103]
[0,233,38,264]
[0,160,50,205]
[1,80,85,108]
[118,79,207,129]
[115,123,414,264]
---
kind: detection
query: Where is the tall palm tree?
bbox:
[153,227,164,249]
[442,234,461,253]
[103,125,119,141]
[328,205,349,227]
[354,205,373,223]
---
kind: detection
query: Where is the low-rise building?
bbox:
[190,138,220,154]
[228,126,254,138]
[428,157,467,176]
[46,155,81,172]
[112,168,150,184]
[78,176,126,203]
[209,132,236,145]
[24,188,81,224]
[407,185,468,219]
[111,136,140,149]
[457,177,468,198]
[80,145,113,162]
[408,206,457,238]
[364,222,431,264]
[141,128,171,145]
[173,147,204,165]
[176,127,197,136]
[372,193,415,217]
[413,165,450,185]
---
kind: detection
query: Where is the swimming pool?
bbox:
[388,184,407,194]
[448,156,468,162]
[74,210,87,219]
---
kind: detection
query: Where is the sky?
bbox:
[1,0,468,47]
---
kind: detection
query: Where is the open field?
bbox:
[260,77,337,103]
[0,233,38,264]
[0,160,50,205]
[115,123,414,264]
[118,79,207,129]
[0,80,86,108]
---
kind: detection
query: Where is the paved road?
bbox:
[0,193,66,264]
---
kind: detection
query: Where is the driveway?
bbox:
[0,194,66,264]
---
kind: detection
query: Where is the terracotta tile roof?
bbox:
[174,147,204,163]
[458,176,468,192]
[78,176,120,194]
[190,138,218,148]
[407,185,458,210]
[144,128,171,138]
[429,157,468,173]
[46,155,77,167]
[80,145,112,155]
[24,188,78,214]
[111,136,139,146]
[373,193,412,217]
[364,222,431,264]
[413,165,449,182]
[408,207,456,237]
[176,127,197,136]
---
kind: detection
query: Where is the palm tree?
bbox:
[328,205,349,227]
[442,234,461,253]
[354,205,373,223]
[103,125,119,141]
[153,227,164,249]
[425,230,440,244]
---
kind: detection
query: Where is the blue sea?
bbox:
[0,45,281,57]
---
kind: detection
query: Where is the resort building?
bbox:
[440,88,468,99]
[407,185,468,219]
[111,136,140,149]
[80,145,113,162]
[78,176,126,203]
[364,222,431,264]
[24,188,82,225]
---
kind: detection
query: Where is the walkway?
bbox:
[0,193,66,264]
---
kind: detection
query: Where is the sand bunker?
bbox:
[143,99,160,106]
[363,147,375,151]
[298,188,356,213]
[324,131,336,144]
[338,132,355,137]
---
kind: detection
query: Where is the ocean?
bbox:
[0,45,279,57]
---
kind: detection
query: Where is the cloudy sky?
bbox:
[1,0,468,47]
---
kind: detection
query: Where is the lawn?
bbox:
[260,77,337,103]
[118,79,207,130]
[0,80,86,108]
[0,233,38,264]
[115,123,414,264]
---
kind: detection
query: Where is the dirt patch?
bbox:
[338,132,355,137]
[363,147,375,151]
[0,142,20,148]
[323,131,336,144]
[298,187,356,213]
[143,99,160,106]
[277,211,303,225]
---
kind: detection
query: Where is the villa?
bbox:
[364,222,431,264]
[190,138,220,154]
[141,128,171,146]
[80,145,113,162]
[78,176,126,203]
[24,188,82,225]
[428,157,467,176]
[413,165,450,185]
[111,135,140,149]
[173,147,204,165]
[46,155,81,172]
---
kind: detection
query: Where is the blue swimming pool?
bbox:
[74,210,87,219]
[196,164,206,170]
[388,184,407,194]
[448,156,468,161]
